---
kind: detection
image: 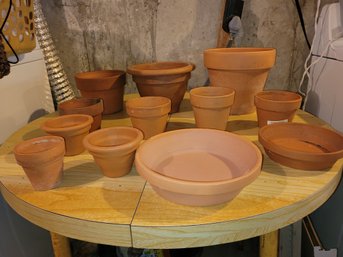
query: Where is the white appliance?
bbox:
[0,46,54,257]
[304,2,343,257]
[305,2,343,133]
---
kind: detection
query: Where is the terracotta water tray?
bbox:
[258,123,343,170]
[135,128,262,206]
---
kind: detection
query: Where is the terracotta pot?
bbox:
[75,70,126,114]
[203,47,276,115]
[259,123,343,170]
[190,86,235,130]
[41,114,93,156]
[126,96,171,139]
[127,62,194,113]
[255,90,302,128]
[135,128,262,206]
[58,97,104,132]
[83,127,143,177]
[13,136,65,191]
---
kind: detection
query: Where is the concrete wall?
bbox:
[41,0,335,94]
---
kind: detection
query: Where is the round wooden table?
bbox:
[0,94,342,256]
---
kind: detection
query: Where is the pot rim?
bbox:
[127,61,195,76]
[255,90,302,112]
[126,96,171,117]
[204,47,276,71]
[83,126,143,154]
[41,114,93,134]
[14,135,65,165]
[135,128,262,195]
[190,86,235,109]
[58,97,104,116]
[75,70,125,81]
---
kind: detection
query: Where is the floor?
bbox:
[71,237,259,257]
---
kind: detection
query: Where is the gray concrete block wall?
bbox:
[41,0,335,95]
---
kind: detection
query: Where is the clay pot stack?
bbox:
[75,70,126,115]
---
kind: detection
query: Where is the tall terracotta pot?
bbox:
[75,70,126,115]
[127,62,194,113]
[204,48,276,115]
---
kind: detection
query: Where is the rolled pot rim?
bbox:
[204,47,276,54]
[83,126,144,153]
[190,86,235,99]
[58,97,104,115]
[75,70,126,81]
[126,96,171,113]
[127,61,195,76]
[41,114,94,133]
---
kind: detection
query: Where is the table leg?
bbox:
[259,230,279,257]
[50,232,72,257]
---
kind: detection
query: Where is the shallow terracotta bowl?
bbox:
[259,123,343,170]
[135,128,262,206]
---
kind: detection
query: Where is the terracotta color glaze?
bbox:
[13,136,65,191]
[127,62,194,113]
[203,48,276,115]
[135,128,262,206]
[58,97,104,132]
[126,96,171,139]
[259,123,343,170]
[75,70,126,114]
[41,114,93,156]
[255,90,302,128]
[83,127,143,177]
[190,86,235,130]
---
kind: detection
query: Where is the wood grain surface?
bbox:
[0,94,342,249]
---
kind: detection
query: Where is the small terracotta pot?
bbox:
[203,48,276,115]
[259,123,343,170]
[254,90,302,128]
[126,96,171,139]
[75,70,126,115]
[58,97,104,132]
[127,62,194,113]
[190,86,235,130]
[13,136,65,191]
[41,114,93,156]
[83,127,144,177]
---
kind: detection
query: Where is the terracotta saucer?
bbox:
[258,123,343,170]
[135,128,262,206]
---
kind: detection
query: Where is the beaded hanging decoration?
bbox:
[0,36,10,78]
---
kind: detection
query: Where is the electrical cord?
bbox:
[0,0,19,64]
[294,0,311,49]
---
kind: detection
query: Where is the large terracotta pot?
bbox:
[127,62,194,113]
[83,127,143,177]
[190,86,235,130]
[41,114,93,156]
[58,97,104,132]
[126,96,171,139]
[13,136,65,191]
[204,47,276,115]
[255,90,302,128]
[75,70,126,115]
